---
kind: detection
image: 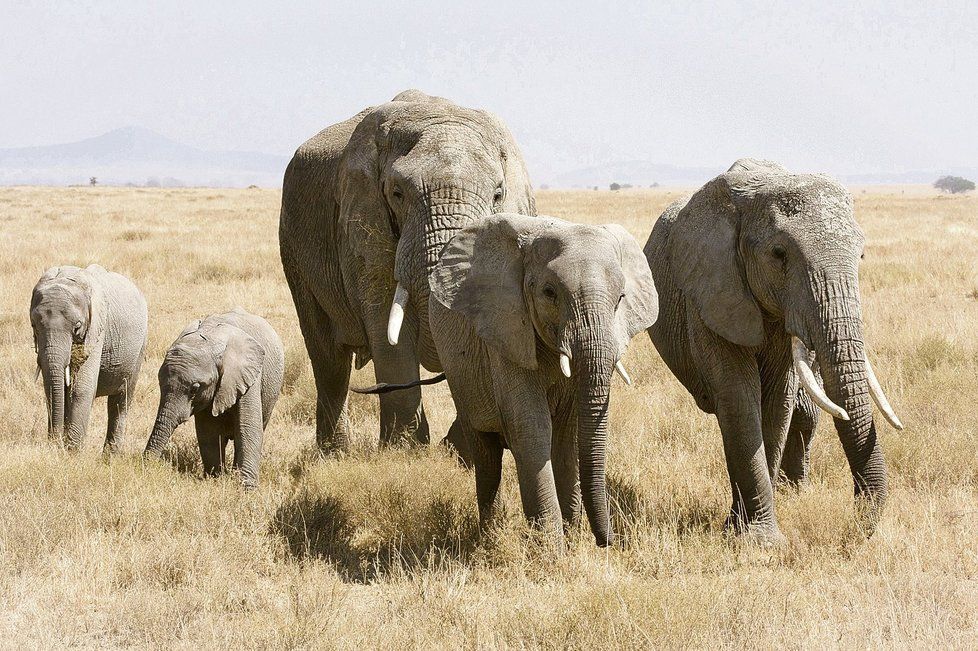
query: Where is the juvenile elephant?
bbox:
[644,159,903,543]
[144,308,284,488]
[280,90,535,452]
[30,265,147,452]
[428,213,658,547]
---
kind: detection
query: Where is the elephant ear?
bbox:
[727,158,789,174]
[670,174,765,347]
[601,224,659,354]
[178,319,203,339]
[213,326,265,417]
[430,214,537,369]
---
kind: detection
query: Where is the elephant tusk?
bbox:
[615,360,632,385]
[559,353,572,378]
[65,365,71,388]
[865,356,904,430]
[387,282,409,346]
[792,336,849,421]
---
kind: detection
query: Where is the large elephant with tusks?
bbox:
[280,90,535,452]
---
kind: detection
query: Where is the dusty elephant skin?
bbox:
[279,89,535,453]
[428,213,658,547]
[30,264,148,452]
[144,308,285,489]
[644,158,903,543]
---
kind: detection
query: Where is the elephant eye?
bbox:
[391,186,403,200]
[771,246,787,263]
[191,382,201,393]
[493,184,504,203]
[542,286,557,302]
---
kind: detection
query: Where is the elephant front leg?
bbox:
[63,369,98,451]
[367,318,429,448]
[492,357,562,543]
[104,390,130,454]
[232,387,264,489]
[780,389,818,486]
[551,391,581,532]
[194,412,227,477]
[758,340,797,483]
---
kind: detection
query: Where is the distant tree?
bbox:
[145,177,161,188]
[539,183,550,190]
[610,182,621,191]
[89,177,97,186]
[650,182,660,188]
[934,176,975,194]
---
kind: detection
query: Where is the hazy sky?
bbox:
[2,1,976,178]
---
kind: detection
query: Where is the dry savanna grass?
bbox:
[0,185,976,648]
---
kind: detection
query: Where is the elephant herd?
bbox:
[31,90,904,549]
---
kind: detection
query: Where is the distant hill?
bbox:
[0,126,289,187]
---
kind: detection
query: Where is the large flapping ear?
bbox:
[212,325,265,417]
[601,224,659,355]
[430,214,539,369]
[670,173,765,347]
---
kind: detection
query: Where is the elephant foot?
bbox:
[723,510,784,547]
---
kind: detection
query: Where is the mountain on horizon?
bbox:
[0,126,289,187]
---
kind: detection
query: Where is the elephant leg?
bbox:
[442,417,475,468]
[64,374,97,450]
[232,387,264,489]
[104,391,128,454]
[366,324,429,448]
[286,277,353,453]
[492,357,562,540]
[780,389,819,486]
[551,391,581,531]
[758,340,796,482]
[194,412,226,477]
[693,326,779,540]
[472,430,504,530]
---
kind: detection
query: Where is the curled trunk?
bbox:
[574,331,617,547]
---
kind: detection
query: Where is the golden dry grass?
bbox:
[0,185,976,648]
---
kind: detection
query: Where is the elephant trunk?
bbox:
[145,399,183,457]
[573,320,618,547]
[812,272,887,531]
[39,340,70,441]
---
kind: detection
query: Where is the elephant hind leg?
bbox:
[194,413,227,477]
[473,430,504,531]
[780,389,818,487]
[287,277,352,453]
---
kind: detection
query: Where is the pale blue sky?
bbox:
[2,1,976,178]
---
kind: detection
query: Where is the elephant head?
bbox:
[29,267,102,439]
[671,159,900,523]
[339,91,535,366]
[145,319,264,456]
[431,214,658,546]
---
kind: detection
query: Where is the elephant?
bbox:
[644,158,904,543]
[30,264,147,452]
[144,308,285,488]
[279,89,535,453]
[425,213,658,547]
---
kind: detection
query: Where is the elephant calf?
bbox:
[30,265,148,452]
[429,213,658,547]
[144,308,284,488]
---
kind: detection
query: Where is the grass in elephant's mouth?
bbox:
[0,185,976,647]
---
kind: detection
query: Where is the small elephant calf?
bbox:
[144,308,284,488]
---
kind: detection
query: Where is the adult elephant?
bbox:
[645,159,903,543]
[280,90,535,452]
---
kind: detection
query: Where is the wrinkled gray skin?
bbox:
[429,214,658,547]
[145,308,284,488]
[30,265,147,452]
[645,158,887,542]
[280,90,535,453]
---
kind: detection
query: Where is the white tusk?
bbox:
[792,336,849,421]
[65,365,71,388]
[865,356,904,430]
[387,283,409,346]
[559,354,572,378]
[614,360,632,385]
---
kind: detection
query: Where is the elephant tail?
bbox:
[351,373,447,395]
